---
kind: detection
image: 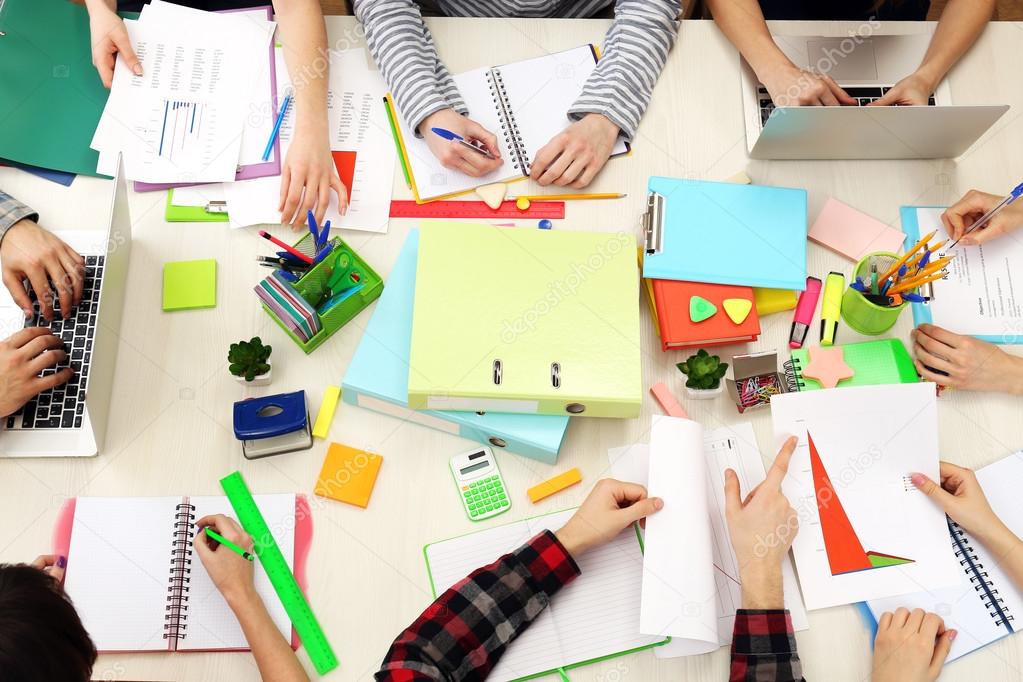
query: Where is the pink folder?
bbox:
[808,197,906,261]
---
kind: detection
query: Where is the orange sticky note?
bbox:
[527,468,582,503]
[314,443,382,508]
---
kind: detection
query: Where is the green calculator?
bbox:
[450,446,511,521]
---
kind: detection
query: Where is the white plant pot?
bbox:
[235,367,272,387]
[685,384,723,400]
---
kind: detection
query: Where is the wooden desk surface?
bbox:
[1,17,1022,682]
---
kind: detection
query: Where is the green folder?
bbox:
[162,259,217,311]
[407,222,642,418]
[0,0,131,177]
[787,339,920,391]
[165,190,230,222]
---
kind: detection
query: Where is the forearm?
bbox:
[273,0,330,141]
[227,588,309,682]
[739,564,784,610]
[83,0,116,13]
[569,0,678,140]
[914,0,994,90]
[706,0,791,77]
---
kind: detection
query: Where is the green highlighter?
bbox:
[203,527,254,561]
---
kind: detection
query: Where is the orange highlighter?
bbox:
[789,276,822,349]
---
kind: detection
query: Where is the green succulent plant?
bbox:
[676,349,728,390]
[228,337,272,382]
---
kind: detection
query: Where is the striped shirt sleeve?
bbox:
[568,0,680,140]
[354,0,468,135]
[0,190,38,246]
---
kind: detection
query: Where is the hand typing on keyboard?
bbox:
[0,217,85,321]
[0,327,72,418]
[759,62,856,107]
[867,72,938,107]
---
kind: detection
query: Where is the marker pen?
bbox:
[789,276,822,349]
[820,271,844,346]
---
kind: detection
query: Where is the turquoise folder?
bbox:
[342,230,570,464]
[642,177,808,290]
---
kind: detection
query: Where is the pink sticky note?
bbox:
[650,383,689,419]
[809,198,905,261]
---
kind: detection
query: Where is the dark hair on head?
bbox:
[0,563,96,682]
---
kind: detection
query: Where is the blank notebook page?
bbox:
[63,497,182,652]
[180,494,296,651]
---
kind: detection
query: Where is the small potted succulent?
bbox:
[229,337,273,386]
[676,348,728,399]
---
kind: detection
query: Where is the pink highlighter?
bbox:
[789,276,823,349]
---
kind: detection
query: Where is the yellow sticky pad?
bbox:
[312,386,342,439]
[527,468,582,503]
[314,443,383,508]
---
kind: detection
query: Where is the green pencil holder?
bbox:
[261,234,383,354]
[840,251,907,335]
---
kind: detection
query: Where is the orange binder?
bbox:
[651,279,760,351]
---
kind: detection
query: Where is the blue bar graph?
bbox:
[157,100,205,160]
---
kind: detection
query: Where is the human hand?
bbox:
[911,324,1023,394]
[871,608,954,682]
[724,436,799,609]
[760,61,856,107]
[940,189,1023,246]
[911,461,1013,547]
[278,126,348,228]
[1,219,85,321]
[194,515,256,605]
[419,108,503,178]
[529,114,619,188]
[555,479,663,559]
[87,1,142,88]
[868,71,936,107]
[0,328,72,418]
[30,554,67,584]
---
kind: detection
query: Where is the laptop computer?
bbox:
[0,161,132,457]
[741,33,1008,159]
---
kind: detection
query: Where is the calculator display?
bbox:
[460,461,489,475]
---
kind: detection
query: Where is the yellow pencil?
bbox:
[889,271,947,295]
[904,240,946,271]
[879,230,937,282]
[511,193,626,201]
[911,255,954,281]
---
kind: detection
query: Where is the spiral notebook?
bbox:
[863,452,1023,661]
[59,495,298,652]
[784,339,919,391]
[389,45,629,203]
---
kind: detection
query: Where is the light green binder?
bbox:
[408,222,641,418]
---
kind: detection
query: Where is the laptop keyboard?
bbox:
[758,86,938,126]
[5,256,105,430]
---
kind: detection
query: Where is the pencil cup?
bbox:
[840,251,906,335]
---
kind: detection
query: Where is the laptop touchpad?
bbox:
[805,38,878,82]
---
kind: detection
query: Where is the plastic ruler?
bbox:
[220,471,338,675]
[389,199,565,219]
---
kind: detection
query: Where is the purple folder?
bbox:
[133,6,280,192]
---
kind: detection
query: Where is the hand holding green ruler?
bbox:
[220,471,339,675]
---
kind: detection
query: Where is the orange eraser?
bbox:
[650,382,689,419]
[314,443,383,508]
[527,467,582,503]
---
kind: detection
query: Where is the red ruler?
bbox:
[389,199,565,220]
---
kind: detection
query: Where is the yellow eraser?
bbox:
[314,443,382,508]
[527,467,582,503]
[312,386,342,439]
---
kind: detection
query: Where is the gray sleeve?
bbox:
[0,190,38,246]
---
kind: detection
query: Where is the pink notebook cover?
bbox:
[53,495,313,652]
[808,197,905,261]
[132,6,281,192]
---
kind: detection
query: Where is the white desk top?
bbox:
[1,17,1022,682]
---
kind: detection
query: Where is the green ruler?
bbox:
[220,471,339,675]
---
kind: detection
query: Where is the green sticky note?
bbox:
[162,260,217,311]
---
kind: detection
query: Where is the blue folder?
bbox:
[642,177,808,290]
[901,206,1006,344]
[342,230,570,464]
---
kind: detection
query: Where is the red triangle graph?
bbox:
[809,433,914,576]
[331,150,357,195]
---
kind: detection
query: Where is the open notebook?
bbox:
[424,510,665,681]
[391,45,629,202]
[865,452,1023,661]
[59,495,297,652]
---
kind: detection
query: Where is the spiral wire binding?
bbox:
[949,518,1013,628]
[165,501,195,643]
[486,69,529,175]
[782,359,804,392]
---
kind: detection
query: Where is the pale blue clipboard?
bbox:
[901,206,1006,344]
[642,177,808,290]
[341,230,570,464]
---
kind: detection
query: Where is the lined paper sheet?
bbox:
[179,494,295,651]
[64,497,182,652]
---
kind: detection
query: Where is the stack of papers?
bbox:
[91,1,276,183]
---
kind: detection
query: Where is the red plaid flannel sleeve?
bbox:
[375,530,580,681]
[730,609,804,682]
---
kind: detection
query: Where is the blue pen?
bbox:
[277,250,306,266]
[902,293,928,303]
[320,220,331,250]
[851,278,866,293]
[306,210,320,249]
[276,269,299,283]
[261,89,293,162]
[430,127,496,159]
[949,181,1023,248]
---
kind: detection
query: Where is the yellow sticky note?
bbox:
[527,468,582,503]
[312,386,342,439]
[314,443,383,509]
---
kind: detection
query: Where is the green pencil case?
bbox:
[262,234,383,354]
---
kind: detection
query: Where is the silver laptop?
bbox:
[0,162,132,457]
[741,33,1008,159]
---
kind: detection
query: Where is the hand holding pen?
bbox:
[419,108,502,177]
[942,184,1023,247]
